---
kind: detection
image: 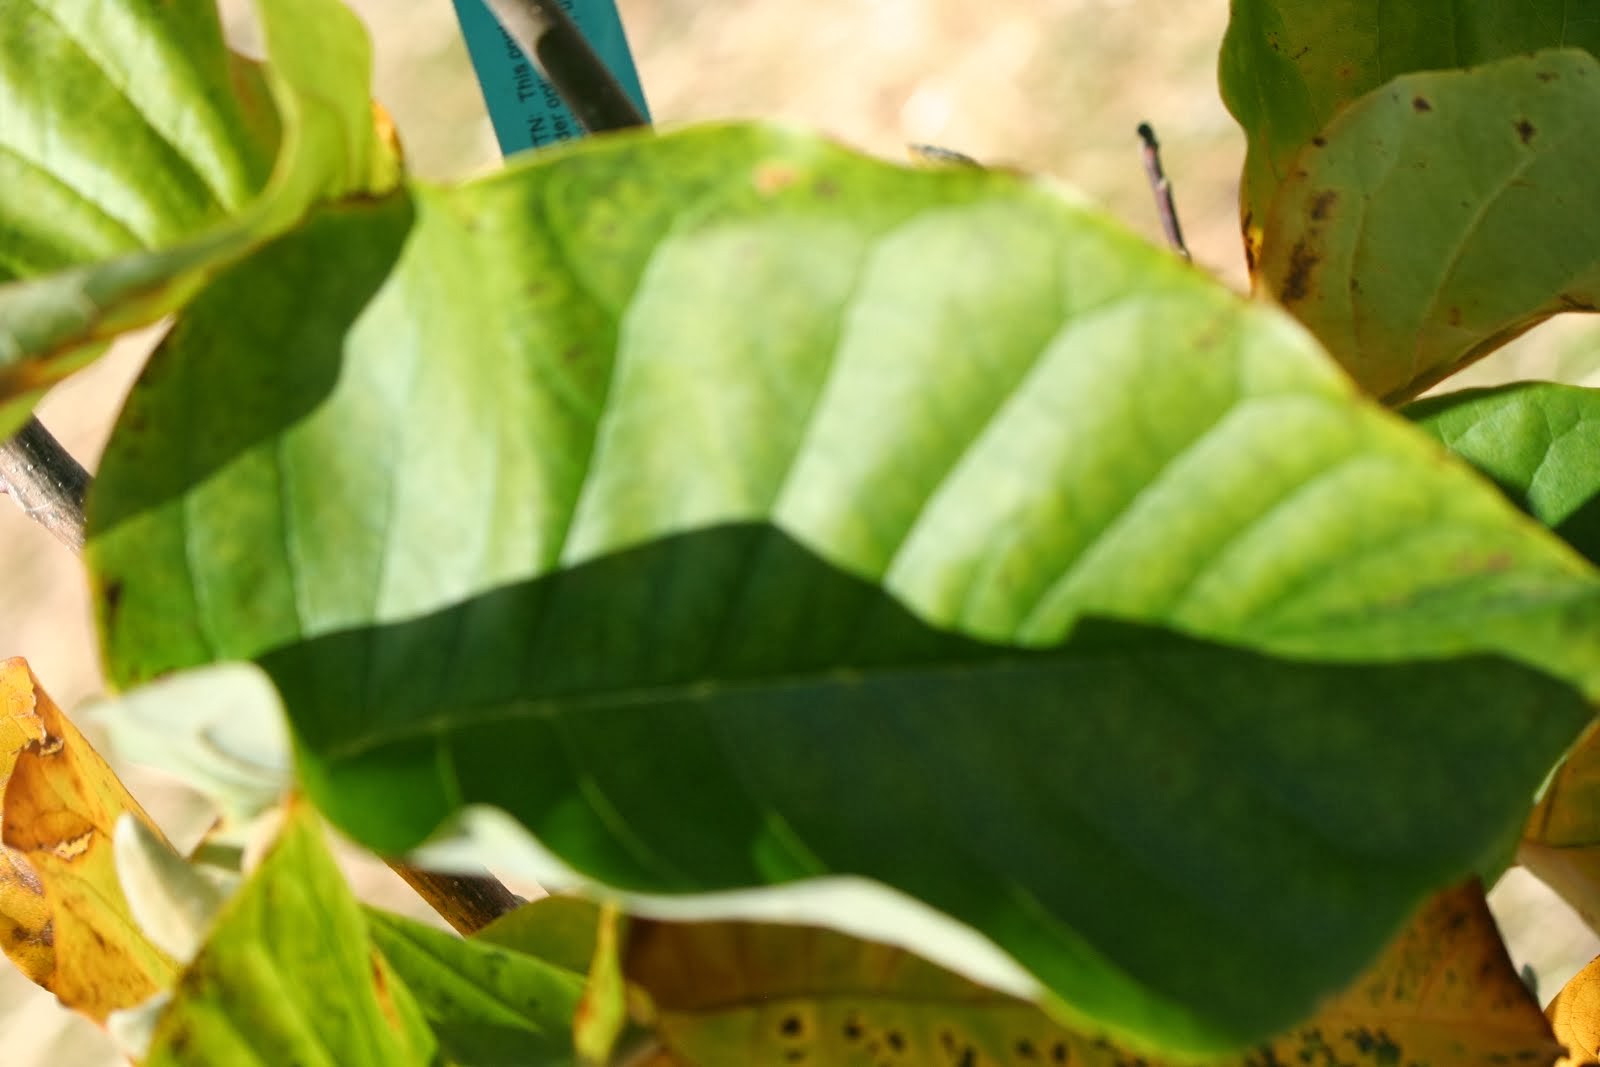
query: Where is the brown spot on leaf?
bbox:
[1448,306,1462,327]
[1280,239,1321,303]
[1412,96,1432,112]
[1537,69,1558,82]
[1515,118,1537,145]
[1312,135,1327,148]
[101,580,122,623]
[754,161,801,195]
[1309,190,1338,221]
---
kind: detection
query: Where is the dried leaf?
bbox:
[1524,720,1600,931]
[0,658,177,1020]
[1548,953,1600,1066]
[0,658,53,983]
[628,883,1557,1067]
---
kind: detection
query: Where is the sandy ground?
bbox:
[3,1,1598,1061]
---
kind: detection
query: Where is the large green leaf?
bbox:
[366,908,583,1066]
[144,805,435,1066]
[1408,382,1600,563]
[87,125,1600,1053]
[0,0,395,434]
[1219,0,1600,257]
[1254,49,1600,402]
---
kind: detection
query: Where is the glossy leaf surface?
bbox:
[87,125,1600,1052]
[1409,382,1600,563]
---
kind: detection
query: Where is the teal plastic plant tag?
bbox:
[450,0,650,155]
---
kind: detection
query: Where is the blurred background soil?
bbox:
[3,1,1598,1061]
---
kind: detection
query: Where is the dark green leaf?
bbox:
[88,125,1600,1053]
[1220,0,1600,252]
[1255,50,1600,401]
[1408,382,1600,563]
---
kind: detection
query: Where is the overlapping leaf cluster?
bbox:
[1,0,1600,1063]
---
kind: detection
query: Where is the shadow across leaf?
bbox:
[253,522,1589,1054]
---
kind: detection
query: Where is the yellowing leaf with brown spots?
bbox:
[0,658,177,1020]
[626,883,1556,1067]
[1548,953,1600,1066]
[0,658,54,984]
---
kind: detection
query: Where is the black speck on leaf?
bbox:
[1280,239,1321,303]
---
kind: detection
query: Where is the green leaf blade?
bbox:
[0,0,392,434]
[1220,0,1600,249]
[89,124,1600,1054]
[144,806,435,1067]
[367,908,582,1066]
[0,0,279,276]
[1407,381,1600,563]
[1256,49,1600,401]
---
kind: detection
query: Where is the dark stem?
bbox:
[393,865,527,936]
[0,414,523,933]
[1136,122,1190,261]
[483,0,648,133]
[0,416,91,552]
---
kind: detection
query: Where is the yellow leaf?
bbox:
[0,658,177,1021]
[0,658,51,984]
[1296,882,1558,1067]
[1549,954,1600,1066]
[576,902,630,1066]
[626,882,1557,1067]
[1524,721,1600,930]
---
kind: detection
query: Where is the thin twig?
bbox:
[0,415,522,933]
[0,416,91,552]
[483,0,648,133]
[1136,122,1190,261]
